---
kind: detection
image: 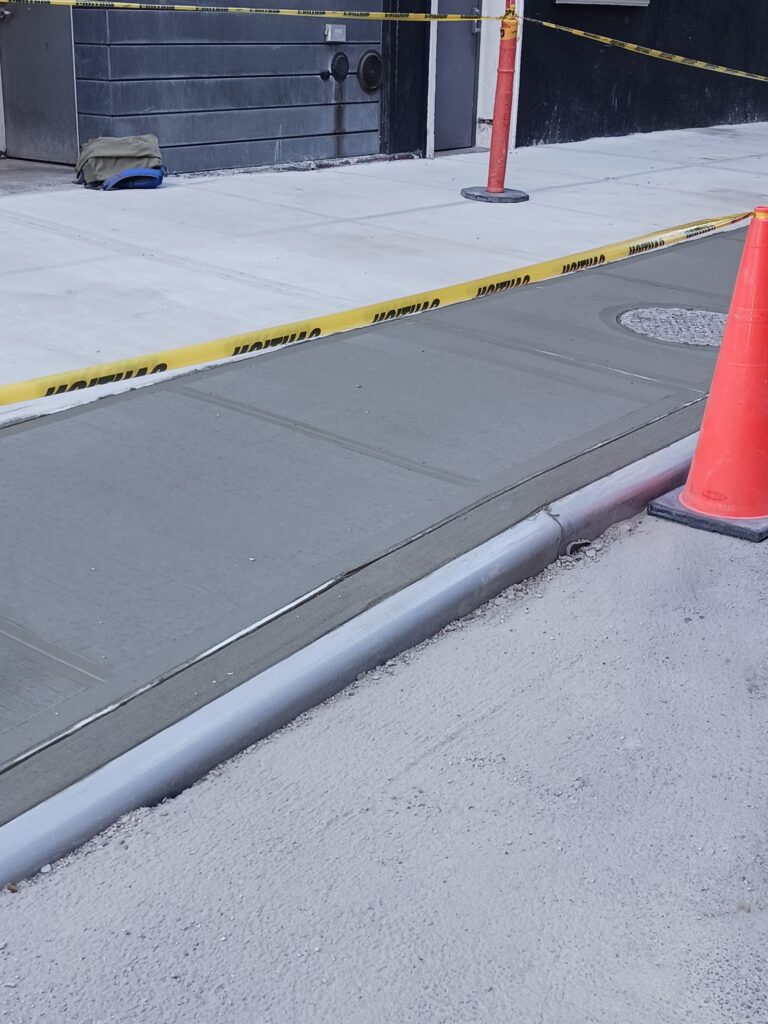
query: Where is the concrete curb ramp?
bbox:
[0,435,695,887]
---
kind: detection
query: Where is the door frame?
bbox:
[0,6,79,163]
[0,51,6,154]
[431,0,482,152]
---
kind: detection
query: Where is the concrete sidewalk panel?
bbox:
[0,229,744,825]
[2,123,766,396]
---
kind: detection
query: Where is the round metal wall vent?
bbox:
[618,307,726,347]
[358,50,383,92]
[330,52,350,82]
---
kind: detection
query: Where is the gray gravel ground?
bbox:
[1,514,767,1024]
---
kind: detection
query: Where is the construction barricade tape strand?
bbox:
[0,0,502,21]
[0,212,750,408]
[2,0,767,82]
[523,17,768,85]
[2,0,768,83]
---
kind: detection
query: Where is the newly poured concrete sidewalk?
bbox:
[0,229,742,825]
[3,515,764,1024]
[1,122,766,422]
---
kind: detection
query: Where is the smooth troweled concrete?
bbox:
[0,231,741,824]
[0,157,74,195]
[0,432,699,887]
[1,514,765,1024]
[1,122,766,422]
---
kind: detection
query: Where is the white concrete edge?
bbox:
[510,0,524,151]
[0,433,697,887]
[425,0,438,159]
[0,49,6,155]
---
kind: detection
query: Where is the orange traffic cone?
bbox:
[649,206,768,541]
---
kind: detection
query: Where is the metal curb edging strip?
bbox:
[0,435,696,887]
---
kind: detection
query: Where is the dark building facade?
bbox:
[516,0,768,147]
[0,0,432,172]
[0,0,766,172]
[73,6,384,173]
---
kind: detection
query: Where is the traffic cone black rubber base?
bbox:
[461,186,529,204]
[648,486,768,542]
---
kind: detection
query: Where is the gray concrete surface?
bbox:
[0,158,74,195]
[1,514,765,1024]
[2,121,765,405]
[0,435,697,887]
[0,230,743,824]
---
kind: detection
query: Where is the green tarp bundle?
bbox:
[76,135,165,188]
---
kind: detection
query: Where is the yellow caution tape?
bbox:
[0,212,749,409]
[524,17,768,85]
[3,0,767,84]
[0,0,502,21]
[1,0,767,86]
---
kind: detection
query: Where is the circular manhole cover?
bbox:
[618,307,726,346]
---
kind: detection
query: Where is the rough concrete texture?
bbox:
[1,515,767,1024]
[619,307,727,346]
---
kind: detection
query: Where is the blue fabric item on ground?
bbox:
[102,168,166,191]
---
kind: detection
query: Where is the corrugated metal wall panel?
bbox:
[93,11,381,44]
[78,75,376,116]
[108,103,378,145]
[73,1,383,172]
[75,42,379,80]
[165,129,380,171]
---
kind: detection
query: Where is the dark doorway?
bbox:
[434,0,480,151]
[0,7,78,163]
[381,0,429,155]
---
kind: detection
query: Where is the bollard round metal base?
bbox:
[461,186,529,204]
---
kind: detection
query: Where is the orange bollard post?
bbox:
[462,5,528,204]
[649,206,768,541]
